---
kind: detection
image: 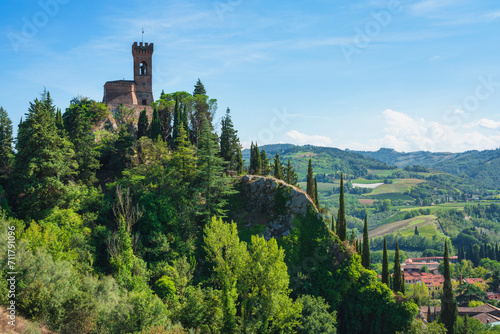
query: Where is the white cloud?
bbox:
[284,130,333,147]
[478,118,500,129]
[348,109,500,152]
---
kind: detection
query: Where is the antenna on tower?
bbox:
[141,28,144,43]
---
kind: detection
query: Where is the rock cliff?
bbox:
[232,175,318,240]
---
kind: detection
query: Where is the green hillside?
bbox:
[355,147,500,189]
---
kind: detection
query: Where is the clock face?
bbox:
[142,82,146,86]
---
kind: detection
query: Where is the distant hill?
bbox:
[353,148,500,189]
[242,144,393,179]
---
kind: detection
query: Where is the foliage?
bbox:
[11,91,77,220]
[296,295,337,334]
[204,216,302,333]
[220,108,243,173]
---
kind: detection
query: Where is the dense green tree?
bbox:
[137,108,149,139]
[382,237,389,286]
[204,217,301,333]
[456,315,486,334]
[296,295,337,334]
[204,217,245,333]
[439,241,458,334]
[488,269,500,292]
[455,283,486,306]
[219,108,243,172]
[0,106,13,178]
[415,226,419,236]
[191,83,217,146]
[197,117,235,221]
[284,159,298,186]
[393,242,402,293]
[336,174,347,241]
[12,91,76,220]
[273,153,284,180]
[63,97,101,185]
[193,78,206,96]
[306,159,315,202]
[149,106,161,141]
[362,215,371,270]
[102,125,134,179]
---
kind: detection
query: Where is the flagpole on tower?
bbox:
[141,28,144,43]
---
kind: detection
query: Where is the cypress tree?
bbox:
[362,215,371,270]
[336,173,347,241]
[466,244,472,261]
[236,149,244,175]
[331,216,335,233]
[182,104,189,136]
[55,108,64,131]
[137,108,149,139]
[254,143,261,175]
[171,96,180,144]
[260,149,270,175]
[149,106,161,141]
[489,244,496,261]
[314,176,320,208]
[427,302,432,323]
[382,237,389,285]
[306,159,315,203]
[496,243,499,262]
[439,241,457,334]
[273,153,284,180]
[393,242,402,293]
[249,142,255,173]
[414,226,419,236]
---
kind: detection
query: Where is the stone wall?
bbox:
[237,175,318,240]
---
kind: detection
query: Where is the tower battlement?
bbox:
[132,42,154,53]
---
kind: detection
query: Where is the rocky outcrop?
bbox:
[236,175,318,240]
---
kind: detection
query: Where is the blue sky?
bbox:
[1,0,500,152]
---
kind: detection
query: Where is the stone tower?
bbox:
[132,42,154,106]
[102,41,154,107]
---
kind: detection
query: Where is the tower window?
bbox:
[139,61,147,75]
[142,99,147,106]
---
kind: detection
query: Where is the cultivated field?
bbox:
[369,215,443,238]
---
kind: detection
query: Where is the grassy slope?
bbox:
[369,215,444,238]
